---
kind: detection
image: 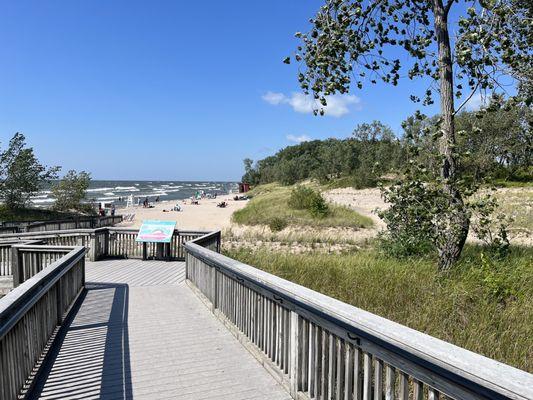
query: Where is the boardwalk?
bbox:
[30,259,291,400]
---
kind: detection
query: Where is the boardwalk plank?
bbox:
[31,259,291,400]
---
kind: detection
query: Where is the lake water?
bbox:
[32,180,239,208]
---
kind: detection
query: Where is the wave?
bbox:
[114,186,140,191]
[87,187,114,192]
[31,198,55,204]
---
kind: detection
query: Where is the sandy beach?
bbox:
[116,196,249,231]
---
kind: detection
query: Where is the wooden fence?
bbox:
[0,246,85,399]
[0,228,208,278]
[184,233,533,400]
[0,215,123,233]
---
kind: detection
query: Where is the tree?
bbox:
[290,0,531,269]
[52,170,92,212]
[0,133,59,209]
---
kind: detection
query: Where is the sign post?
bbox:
[136,220,176,261]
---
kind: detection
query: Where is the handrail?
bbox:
[0,246,85,339]
[0,246,86,399]
[184,234,533,400]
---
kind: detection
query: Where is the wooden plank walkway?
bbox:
[30,259,291,400]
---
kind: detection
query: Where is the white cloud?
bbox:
[262,91,361,117]
[262,91,286,105]
[286,134,311,143]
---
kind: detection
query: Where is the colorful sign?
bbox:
[136,220,176,243]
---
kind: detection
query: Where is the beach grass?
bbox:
[232,183,373,229]
[0,205,80,222]
[224,245,533,372]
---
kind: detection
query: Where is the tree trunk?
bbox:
[433,0,470,270]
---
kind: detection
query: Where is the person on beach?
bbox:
[111,204,116,216]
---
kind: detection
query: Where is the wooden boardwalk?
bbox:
[30,259,291,400]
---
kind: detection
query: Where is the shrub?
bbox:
[288,186,317,209]
[269,217,288,232]
[288,186,329,218]
[309,194,329,218]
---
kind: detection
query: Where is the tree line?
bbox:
[243,99,532,188]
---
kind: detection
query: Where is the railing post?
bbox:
[103,229,110,258]
[11,245,23,287]
[56,279,64,324]
[289,311,300,397]
[89,233,97,261]
[185,251,189,281]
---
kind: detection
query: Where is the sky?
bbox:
[0,1,481,181]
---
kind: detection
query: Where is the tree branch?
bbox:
[444,0,454,16]
[454,82,479,115]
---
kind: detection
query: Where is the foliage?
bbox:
[0,205,79,222]
[289,0,531,110]
[269,216,288,232]
[288,186,330,218]
[288,0,531,269]
[468,193,512,258]
[0,133,59,209]
[51,170,92,213]
[224,245,533,372]
[232,183,373,229]
[242,127,404,187]
[455,97,532,182]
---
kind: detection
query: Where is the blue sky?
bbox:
[1,1,459,181]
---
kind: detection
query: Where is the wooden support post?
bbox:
[290,311,300,397]
[56,279,64,324]
[89,234,97,261]
[11,245,22,287]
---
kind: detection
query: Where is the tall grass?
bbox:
[224,245,533,372]
[232,183,373,229]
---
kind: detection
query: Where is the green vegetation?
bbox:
[242,122,403,187]
[288,186,329,218]
[276,0,531,269]
[0,205,79,222]
[0,133,59,209]
[52,170,93,213]
[232,183,373,230]
[224,245,533,372]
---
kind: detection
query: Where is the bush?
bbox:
[309,194,329,218]
[269,217,288,232]
[288,186,329,218]
[352,168,379,189]
[288,186,317,209]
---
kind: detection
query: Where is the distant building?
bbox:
[239,182,250,193]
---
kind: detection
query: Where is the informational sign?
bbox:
[136,220,176,243]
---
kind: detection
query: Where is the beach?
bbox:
[116,196,249,231]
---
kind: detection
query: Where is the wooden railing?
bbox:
[0,228,208,275]
[184,233,533,400]
[0,246,85,399]
[0,215,123,233]
[25,215,123,232]
[106,228,207,260]
[11,244,76,287]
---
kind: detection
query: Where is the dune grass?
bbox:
[0,205,79,222]
[232,183,373,229]
[224,245,533,372]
